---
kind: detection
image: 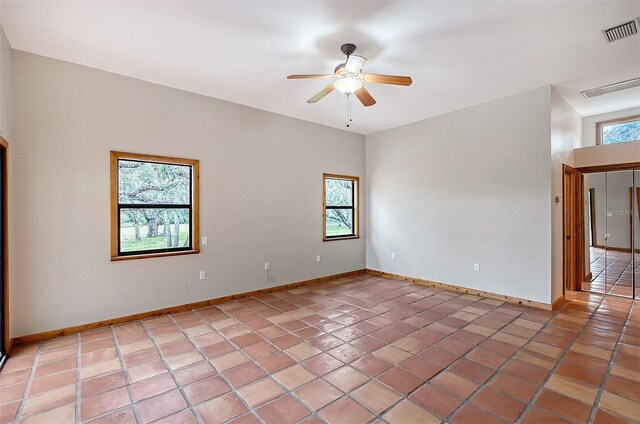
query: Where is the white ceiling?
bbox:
[2,1,640,135]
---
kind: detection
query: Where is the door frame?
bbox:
[571,162,640,298]
[629,187,640,254]
[563,164,582,292]
[587,188,596,248]
[0,136,8,359]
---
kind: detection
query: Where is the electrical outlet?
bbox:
[202,236,208,246]
[391,252,396,259]
[317,255,321,263]
[199,271,206,280]
[473,263,480,271]
[264,262,270,271]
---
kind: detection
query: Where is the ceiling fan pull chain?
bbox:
[346,94,353,128]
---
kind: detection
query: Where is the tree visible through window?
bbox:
[597,115,640,145]
[111,152,199,260]
[323,174,359,240]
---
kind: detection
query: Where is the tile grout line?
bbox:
[513,296,609,424]
[602,252,634,297]
[266,285,386,421]
[198,283,404,423]
[263,280,426,420]
[3,338,82,421]
[342,297,516,422]
[586,300,635,424]
[264,283,399,423]
[607,254,633,296]
[18,332,123,423]
[435,301,549,422]
[329,288,530,422]
[586,248,636,297]
[0,350,36,412]
[192,298,324,423]
[210,299,298,422]
[204,301,316,423]
[159,311,244,424]
[296,279,523,422]
[75,333,82,424]
[262,281,519,422]
[12,341,43,421]
[445,308,578,422]
[252,285,405,424]
[111,325,144,424]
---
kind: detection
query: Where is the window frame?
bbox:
[110,151,200,261]
[596,114,640,145]
[323,173,360,241]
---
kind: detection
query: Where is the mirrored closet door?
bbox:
[583,168,638,298]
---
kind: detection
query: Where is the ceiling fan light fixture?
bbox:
[333,77,363,94]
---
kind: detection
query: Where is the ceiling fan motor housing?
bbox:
[340,43,356,56]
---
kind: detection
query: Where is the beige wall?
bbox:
[0,24,10,139]
[574,142,640,169]
[366,86,554,304]
[11,51,366,337]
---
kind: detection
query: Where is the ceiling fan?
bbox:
[287,43,413,107]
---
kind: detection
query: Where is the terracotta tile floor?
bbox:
[1,274,639,423]
[584,247,640,299]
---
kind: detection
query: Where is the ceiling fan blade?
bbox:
[307,84,335,103]
[345,55,367,74]
[354,86,376,107]
[363,74,413,86]
[287,74,335,79]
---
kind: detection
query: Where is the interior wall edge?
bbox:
[366,269,560,311]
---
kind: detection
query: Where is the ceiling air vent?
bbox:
[603,18,639,42]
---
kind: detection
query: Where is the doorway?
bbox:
[572,163,640,299]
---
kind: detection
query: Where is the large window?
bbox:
[111,151,199,260]
[323,174,359,241]
[596,115,640,145]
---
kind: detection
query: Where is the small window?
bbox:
[323,174,359,241]
[111,151,199,260]
[596,115,640,145]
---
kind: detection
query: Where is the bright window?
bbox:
[597,115,640,145]
[111,151,199,260]
[323,174,359,240]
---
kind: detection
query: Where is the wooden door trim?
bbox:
[563,164,582,292]
[577,162,640,173]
